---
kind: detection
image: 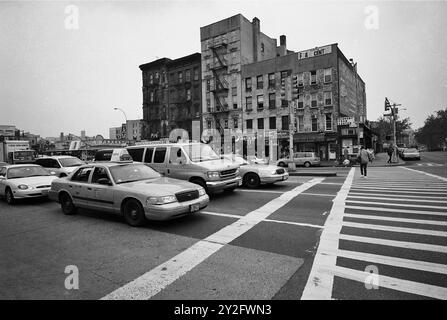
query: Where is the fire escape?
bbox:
[209,37,229,135]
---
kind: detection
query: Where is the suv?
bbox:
[126,142,242,193]
[277,152,321,168]
[34,156,85,177]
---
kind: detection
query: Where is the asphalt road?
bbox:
[403,151,447,178]
[1,160,446,300]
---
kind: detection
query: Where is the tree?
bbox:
[372,116,412,148]
[415,108,447,150]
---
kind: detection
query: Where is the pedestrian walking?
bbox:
[387,147,393,163]
[357,146,372,178]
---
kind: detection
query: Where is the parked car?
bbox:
[0,162,7,167]
[277,152,321,168]
[126,142,241,194]
[49,162,209,226]
[401,148,420,160]
[0,164,58,204]
[35,156,85,177]
[222,154,288,188]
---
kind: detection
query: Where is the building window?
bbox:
[298,94,304,109]
[193,68,199,81]
[311,93,317,108]
[178,71,183,83]
[257,95,264,109]
[206,79,211,92]
[246,97,252,111]
[324,68,332,83]
[257,75,263,89]
[281,70,289,79]
[149,73,153,84]
[233,118,238,128]
[311,116,318,132]
[298,115,304,132]
[246,119,253,129]
[268,73,275,88]
[185,69,191,82]
[261,43,265,53]
[310,70,317,85]
[325,113,332,131]
[233,103,238,110]
[269,116,276,129]
[324,91,332,106]
[269,93,276,109]
[245,78,252,91]
[282,115,289,130]
[150,91,154,102]
[298,73,304,87]
[207,120,212,129]
[224,120,228,129]
[232,86,237,96]
[186,89,191,101]
[257,118,264,130]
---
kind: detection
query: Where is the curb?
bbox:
[289,171,337,177]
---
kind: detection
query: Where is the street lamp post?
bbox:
[113,107,128,141]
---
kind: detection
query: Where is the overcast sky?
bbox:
[1,0,446,138]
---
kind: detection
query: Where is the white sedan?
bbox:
[0,164,58,204]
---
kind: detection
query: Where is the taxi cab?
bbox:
[48,159,209,226]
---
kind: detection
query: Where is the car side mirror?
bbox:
[97,178,112,185]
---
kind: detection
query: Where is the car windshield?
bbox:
[8,166,51,179]
[406,148,418,152]
[225,155,247,165]
[59,157,84,167]
[183,144,220,162]
[109,163,161,184]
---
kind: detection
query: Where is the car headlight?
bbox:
[207,171,219,179]
[146,195,177,206]
[18,184,30,190]
[198,187,206,196]
[235,168,240,175]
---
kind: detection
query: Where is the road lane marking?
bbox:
[342,221,447,237]
[101,178,324,300]
[323,265,447,300]
[350,188,447,195]
[348,192,447,200]
[350,186,447,192]
[200,211,241,219]
[402,166,447,182]
[347,195,447,203]
[344,213,447,226]
[325,249,447,275]
[338,234,447,253]
[345,200,447,210]
[345,205,447,216]
[301,167,355,300]
[236,189,284,194]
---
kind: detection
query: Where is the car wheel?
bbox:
[59,192,77,215]
[190,178,208,193]
[278,162,286,167]
[244,173,260,189]
[304,161,311,168]
[123,199,147,227]
[5,188,14,205]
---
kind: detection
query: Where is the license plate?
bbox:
[190,204,200,213]
[41,190,49,195]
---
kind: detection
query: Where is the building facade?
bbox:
[139,53,202,140]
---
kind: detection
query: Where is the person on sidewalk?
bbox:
[387,147,393,163]
[358,146,372,177]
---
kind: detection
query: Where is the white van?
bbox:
[127,142,241,193]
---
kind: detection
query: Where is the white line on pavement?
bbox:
[344,213,447,226]
[101,178,324,300]
[342,221,447,237]
[347,195,447,203]
[350,186,447,192]
[301,167,355,300]
[402,166,447,182]
[349,188,447,195]
[348,192,447,200]
[345,205,447,216]
[345,200,447,210]
[323,265,447,300]
[338,234,447,253]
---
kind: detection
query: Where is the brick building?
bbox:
[139,53,201,140]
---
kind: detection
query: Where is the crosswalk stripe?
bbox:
[338,234,447,253]
[350,188,447,195]
[324,265,447,300]
[347,195,447,203]
[351,186,447,192]
[345,205,447,216]
[353,183,447,187]
[344,213,447,226]
[342,221,447,237]
[348,192,447,200]
[346,200,447,210]
[325,248,447,275]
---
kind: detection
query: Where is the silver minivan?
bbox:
[277,152,321,168]
[127,142,241,193]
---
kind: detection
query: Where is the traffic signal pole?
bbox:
[384,97,401,163]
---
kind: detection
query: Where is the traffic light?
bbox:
[385,97,391,111]
[292,75,299,99]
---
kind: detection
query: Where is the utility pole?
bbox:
[384,97,401,163]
